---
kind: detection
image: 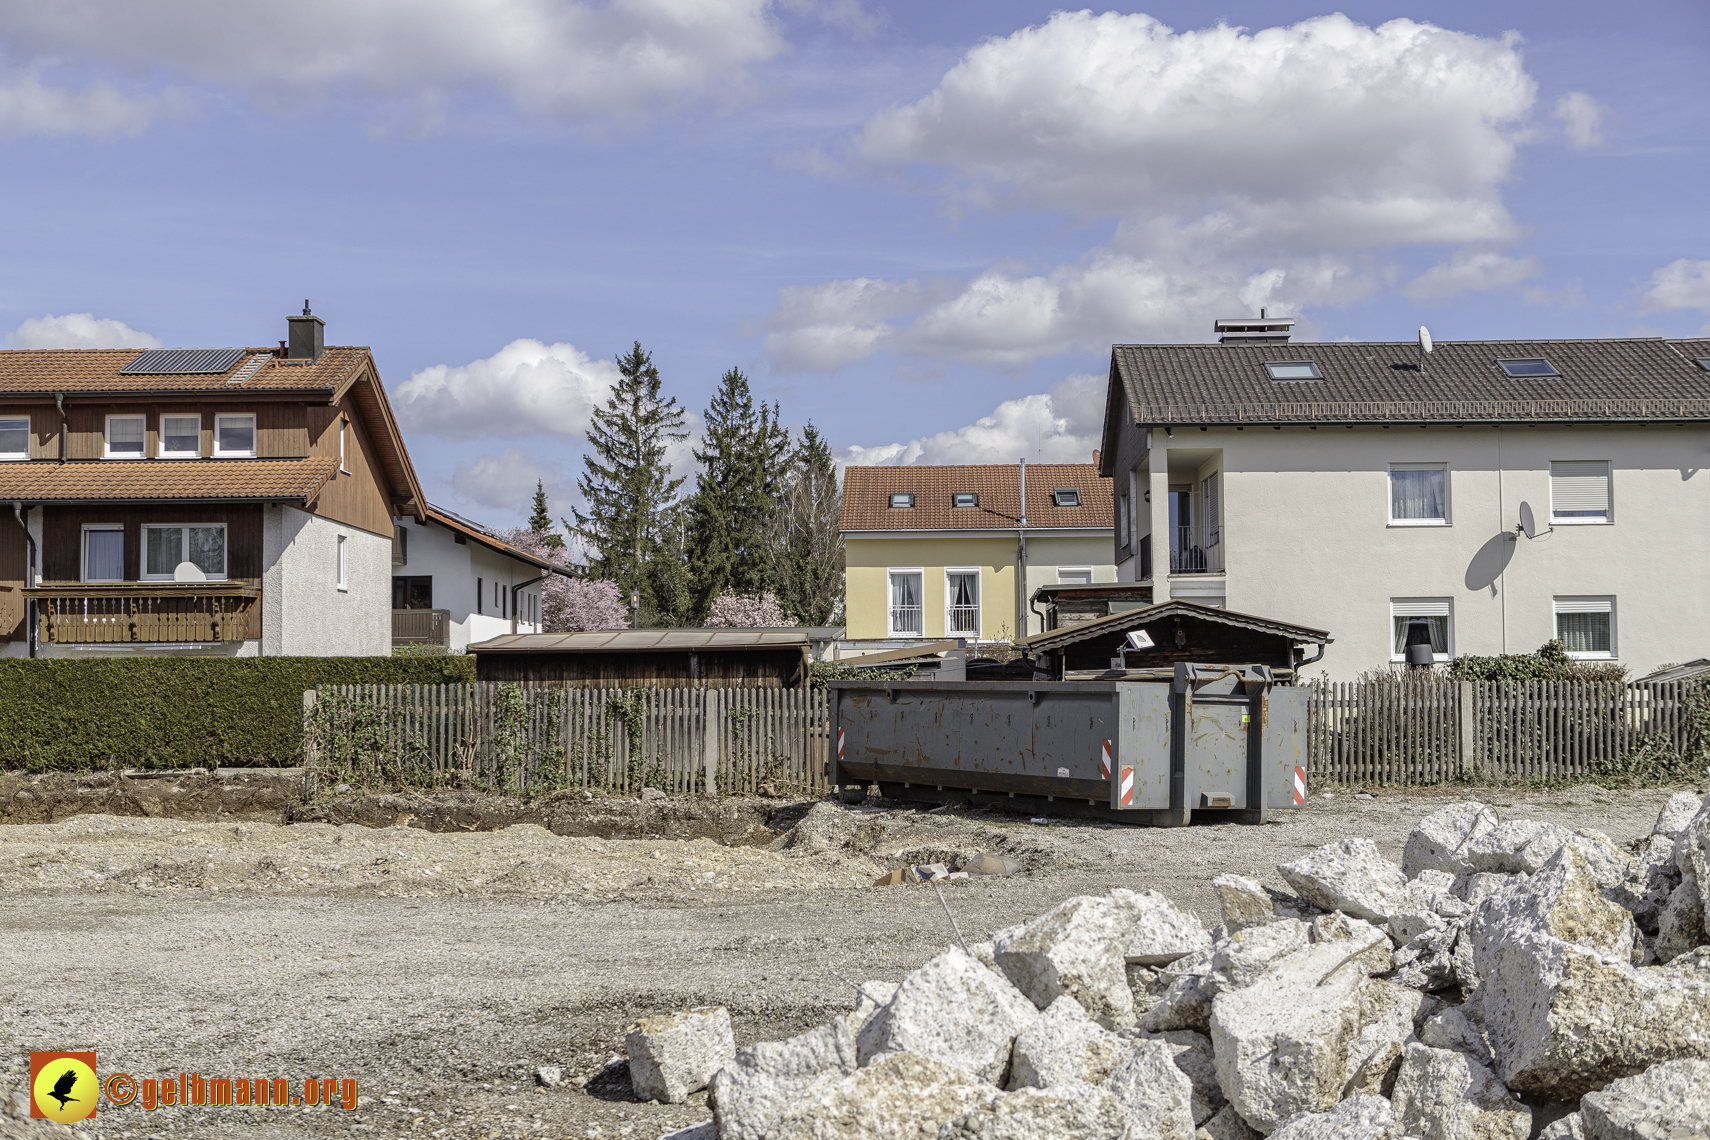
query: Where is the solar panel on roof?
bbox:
[120,348,248,375]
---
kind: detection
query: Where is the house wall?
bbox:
[393,515,543,652]
[263,505,390,656]
[844,535,1019,641]
[40,504,265,582]
[1019,535,1117,637]
[307,394,397,538]
[43,400,311,461]
[1126,423,1710,678]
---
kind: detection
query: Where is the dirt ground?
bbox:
[0,781,1695,1140]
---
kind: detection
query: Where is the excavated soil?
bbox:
[0,779,1695,1140]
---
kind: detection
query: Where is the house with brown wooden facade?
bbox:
[0,308,427,657]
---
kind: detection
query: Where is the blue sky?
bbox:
[1,1,1706,538]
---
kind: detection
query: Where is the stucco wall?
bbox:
[1021,535,1117,636]
[844,535,1018,640]
[393,516,542,652]
[263,505,391,656]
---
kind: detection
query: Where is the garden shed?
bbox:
[1016,600,1333,678]
[466,629,812,689]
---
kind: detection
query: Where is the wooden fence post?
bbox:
[1457,681,1473,779]
[702,688,721,796]
[301,688,319,797]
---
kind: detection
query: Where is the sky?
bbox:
[1,0,1707,541]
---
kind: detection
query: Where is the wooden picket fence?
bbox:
[1307,677,1705,785]
[308,683,832,796]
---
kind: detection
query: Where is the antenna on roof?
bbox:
[1418,326,1433,375]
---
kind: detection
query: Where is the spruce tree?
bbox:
[528,480,564,550]
[569,342,688,619]
[685,367,789,618]
[771,423,844,625]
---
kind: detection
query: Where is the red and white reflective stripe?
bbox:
[1119,767,1135,807]
[1099,740,1112,781]
[1292,766,1307,805]
[837,728,845,762]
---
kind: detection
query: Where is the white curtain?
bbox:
[1392,615,1449,655]
[190,527,226,576]
[1391,468,1446,520]
[890,574,919,608]
[1557,612,1610,653]
[85,530,123,581]
[948,573,977,607]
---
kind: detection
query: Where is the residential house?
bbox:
[1098,318,1710,677]
[0,308,425,657]
[391,504,558,652]
[840,463,1114,642]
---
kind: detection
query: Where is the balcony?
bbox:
[946,605,980,637]
[1169,523,1224,575]
[889,605,923,638]
[393,608,450,648]
[26,582,259,644]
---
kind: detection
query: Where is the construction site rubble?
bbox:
[637,792,1710,1138]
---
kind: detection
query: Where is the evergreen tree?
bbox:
[528,480,564,550]
[770,423,844,625]
[569,342,688,619]
[684,367,790,618]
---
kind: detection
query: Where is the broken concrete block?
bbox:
[1205,918,1310,994]
[1141,969,1214,1034]
[1309,912,1393,975]
[1655,873,1707,963]
[1153,1029,1223,1125]
[843,981,897,1035]
[766,1051,998,1140]
[1127,963,1160,1017]
[625,1005,736,1104]
[1388,904,1448,945]
[1465,819,1575,875]
[1196,1105,1260,1140]
[1674,806,1710,914]
[710,1020,859,1140]
[1418,1006,1493,1069]
[1343,978,1426,1097]
[937,1083,1130,1140]
[1006,995,1127,1090]
[857,946,1038,1083]
[1211,873,1275,933]
[1537,1115,1583,1140]
[995,892,1144,1028]
[1389,1042,1529,1140]
[1454,870,1523,908]
[1125,889,1214,966]
[1579,1057,1710,1140]
[1654,791,1704,837]
[1266,1095,1394,1140]
[1278,838,1411,924]
[1389,921,1462,992]
[534,1065,562,1088]
[1403,802,1501,878]
[1472,845,1638,965]
[1099,1037,1197,1140]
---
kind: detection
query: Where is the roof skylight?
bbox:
[889,492,914,509]
[952,492,978,508]
[1264,361,1321,381]
[1497,357,1559,377]
[1053,488,1081,507]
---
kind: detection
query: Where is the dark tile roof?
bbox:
[1111,338,1710,426]
[423,504,562,573]
[0,346,370,394]
[839,463,1112,532]
[0,458,337,502]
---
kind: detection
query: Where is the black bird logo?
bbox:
[46,1067,79,1110]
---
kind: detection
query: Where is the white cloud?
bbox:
[451,446,575,512]
[767,12,1541,371]
[1403,250,1541,302]
[1554,91,1607,149]
[1639,259,1710,316]
[0,64,182,138]
[5,312,162,349]
[0,0,806,125]
[839,372,1105,467]
[393,338,621,441]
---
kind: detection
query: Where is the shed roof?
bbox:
[840,463,1111,532]
[468,630,812,653]
[1017,600,1332,653]
[0,457,338,503]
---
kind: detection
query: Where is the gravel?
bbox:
[0,782,1689,1139]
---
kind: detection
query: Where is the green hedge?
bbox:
[0,656,475,771]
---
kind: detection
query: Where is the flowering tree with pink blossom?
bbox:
[497,527,629,632]
[703,590,794,628]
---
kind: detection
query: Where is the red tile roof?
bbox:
[0,346,370,394]
[0,458,338,502]
[840,463,1112,532]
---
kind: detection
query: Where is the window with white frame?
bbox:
[159,415,201,458]
[214,414,256,458]
[105,415,145,459]
[1118,488,1131,548]
[946,569,980,636]
[142,524,227,580]
[0,417,28,460]
[1390,598,1452,661]
[1555,596,1614,658]
[1551,461,1610,523]
[1057,566,1093,586]
[339,417,350,473]
[336,534,348,591]
[888,569,923,637]
[1389,463,1449,525]
[82,525,124,583]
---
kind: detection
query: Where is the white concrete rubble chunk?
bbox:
[995,892,1145,1028]
[1579,1057,1710,1140]
[1206,919,1311,994]
[1675,804,1710,914]
[1344,979,1426,1097]
[1196,1105,1261,1140]
[1266,1095,1394,1140]
[1141,970,1214,1034]
[1389,1042,1529,1140]
[843,980,897,1035]
[1153,1029,1223,1125]
[766,1051,998,1140]
[659,1122,716,1140]
[1309,912,1394,975]
[938,1083,1130,1140]
[1126,889,1215,965]
[1537,1114,1583,1140]
[1099,1037,1197,1140]
[1654,791,1704,837]
[1007,995,1127,1090]
[710,1019,859,1140]
[1654,873,1707,964]
[1211,873,1276,933]
[1388,906,1447,946]
[625,1005,736,1104]
[1473,845,1638,965]
[1390,921,1462,992]
[857,946,1038,1083]
[1418,1007,1493,1069]
[1465,819,1574,876]
[1403,802,1500,878]
[1454,871,1522,907]
[1279,839,1411,924]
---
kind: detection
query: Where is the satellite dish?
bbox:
[1517,501,1551,540]
[1125,630,1155,650]
[173,561,207,583]
[1419,326,1434,353]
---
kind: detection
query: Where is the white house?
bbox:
[1099,320,1710,678]
[391,505,559,652]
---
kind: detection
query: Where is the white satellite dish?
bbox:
[1517,501,1551,540]
[173,560,207,583]
[1418,326,1434,354]
[1125,629,1155,650]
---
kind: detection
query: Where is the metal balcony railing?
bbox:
[946,605,980,636]
[393,609,451,647]
[889,605,923,637]
[1169,524,1224,574]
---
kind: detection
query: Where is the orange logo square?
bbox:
[30,1052,98,1124]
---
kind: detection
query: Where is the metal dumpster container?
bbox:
[829,662,1307,826]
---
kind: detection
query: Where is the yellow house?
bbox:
[840,462,1114,642]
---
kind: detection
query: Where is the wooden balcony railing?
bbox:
[393,608,450,647]
[26,582,261,645]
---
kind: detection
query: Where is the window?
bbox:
[82,525,124,583]
[142,524,227,580]
[392,525,408,566]
[889,493,914,509]
[214,414,256,458]
[952,492,978,508]
[336,534,348,591]
[1391,598,1452,662]
[1695,358,1710,372]
[1058,567,1092,586]
[1118,490,1131,548]
[1555,597,1614,658]
[888,569,923,637]
[1264,361,1322,381]
[160,415,201,458]
[105,415,145,459]
[393,576,433,609]
[1389,463,1449,525]
[1551,461,1610,523]
[0,417,27,460]
[1497,358,1559,377]
[339,418,349,473]
[1201,472,1221,548]
[946,569,979,636]
[1053,487,1081,507]
[477,576,483,614]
